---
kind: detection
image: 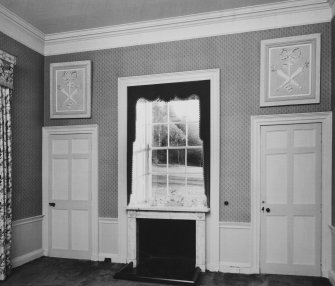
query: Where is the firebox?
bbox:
[137,219,195,280]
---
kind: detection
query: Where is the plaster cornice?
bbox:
[0,4,44,54]
[0,0,333,56]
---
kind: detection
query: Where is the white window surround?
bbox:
[118,69,220,271]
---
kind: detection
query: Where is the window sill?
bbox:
[126,205,210,213]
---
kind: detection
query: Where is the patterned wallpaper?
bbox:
[0,32,44,221]
[44,23,332,221]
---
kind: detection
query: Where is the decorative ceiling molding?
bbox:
[43,0,333,55]
[0,4,44,54]
[0,0,333,56]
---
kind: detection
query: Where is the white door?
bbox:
[260,123,321,276]
[48,133,93,259]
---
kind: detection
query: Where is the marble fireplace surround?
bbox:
[126,207,210,271]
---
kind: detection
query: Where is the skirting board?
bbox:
[219,263,253,274]
[12,248,44,268]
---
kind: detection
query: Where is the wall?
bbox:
[44,23,332,221]
[0,31,44,221]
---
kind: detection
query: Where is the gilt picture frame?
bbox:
[50,60,91,118]
[260,34,320,107]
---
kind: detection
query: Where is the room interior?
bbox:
[0,0,335,285]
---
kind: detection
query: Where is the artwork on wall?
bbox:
[50,60,91,118]
[260,33,320,107]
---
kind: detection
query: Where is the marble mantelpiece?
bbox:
[126,207,209,271]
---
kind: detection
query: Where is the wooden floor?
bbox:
[0,257,332,286]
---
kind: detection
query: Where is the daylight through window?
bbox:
[130,96,207,208]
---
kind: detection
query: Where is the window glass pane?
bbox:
[152,101,167,123]
[169,174,186,194]
[152,124,168,147]
[168,149,185,173]
[152,175,167,198]
[169,100,186,122]
[187,174,204,194]
[188,123,202,146]
[187,149,203,174]
[170,123,186,146]
[186,97,200,122]
[152,150,167,173]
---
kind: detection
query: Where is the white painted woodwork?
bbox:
[251,112,332,278]
[11,216,44,268]
[98,218,119,261]
[118,69,220,271]
[126,210,207,271]
[43,126,99,261]
[43,0,333,56]
[72,158,90,201]
[0,0,333,55]
[51,209,69,250]
[219,223,252,274]
[260,123,321,276]
[72,210,90,251]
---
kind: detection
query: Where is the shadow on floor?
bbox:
[0,257,331,286]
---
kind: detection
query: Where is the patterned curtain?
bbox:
[0,50,15,281]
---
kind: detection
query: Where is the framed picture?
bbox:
[260,34,320,107]
[50,60,91,118]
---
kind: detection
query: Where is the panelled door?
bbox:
[48,133,93,259]
[260,123,321,276]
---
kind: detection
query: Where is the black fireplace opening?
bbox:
[137,219,195,279]
[114,218,201,285]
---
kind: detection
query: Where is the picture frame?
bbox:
[260,34,320,107]
[50,60,91,118]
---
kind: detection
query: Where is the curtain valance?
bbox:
[0,50,16,90]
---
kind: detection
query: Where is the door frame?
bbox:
[42,124,99,260]
[118,69,220,271]
[251,112,332,277]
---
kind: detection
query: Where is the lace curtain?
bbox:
[0,50,15,280]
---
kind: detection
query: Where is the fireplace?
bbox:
[114,208,208,285]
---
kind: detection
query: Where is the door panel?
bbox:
[260,123,321,276]
[71,158,90,201]
[71,210,90,251]
[48,133,92,259]
[52,159,69,200]
[51,209,69,250]
[293,153,316,204]
[265,216,288,264]
[265,154,287,204]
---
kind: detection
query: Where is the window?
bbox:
[131,97,205,207]
[128,80,210,209]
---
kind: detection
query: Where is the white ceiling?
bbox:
[0,0,287,34]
